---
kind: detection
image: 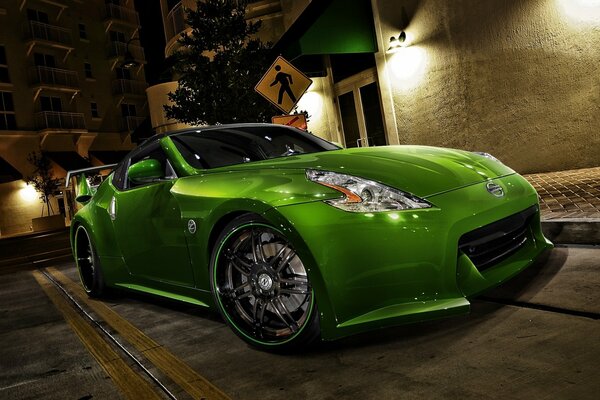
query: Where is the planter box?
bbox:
[32,215,65,232]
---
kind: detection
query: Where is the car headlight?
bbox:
[473,152,501,163]
[306,169,432,212]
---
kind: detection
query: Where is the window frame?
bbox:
[0,45,9,84]
[0,91,17,130]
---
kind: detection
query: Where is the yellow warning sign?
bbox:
[255,56,313,114]
[272,114,308,130]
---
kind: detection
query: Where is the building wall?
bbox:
[0,0,146,236]
[372,0,600,173]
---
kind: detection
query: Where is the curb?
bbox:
[541,219,600,245]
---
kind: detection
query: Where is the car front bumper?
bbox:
[264,173,553,340]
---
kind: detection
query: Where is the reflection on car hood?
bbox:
[212,145,516,198]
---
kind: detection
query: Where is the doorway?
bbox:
[334,67,386,148]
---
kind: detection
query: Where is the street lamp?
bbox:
[120,37,141,69]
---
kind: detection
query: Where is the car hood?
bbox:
[210,145,515,198]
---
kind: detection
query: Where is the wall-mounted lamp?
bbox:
[387,31,407,53]
[120,37,142,69]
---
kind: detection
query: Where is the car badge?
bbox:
[486,182,504,198]
[187,219,197,234]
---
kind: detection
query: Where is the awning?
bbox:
[274,0,378,61]
[47,151,91,172]
[90,151,130,165]
[0,157,23,184]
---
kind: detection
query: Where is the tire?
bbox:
[210,214,320,351]
[74,225,105,297]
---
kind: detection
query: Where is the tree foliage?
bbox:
[25,151,61,216]
[164,0,276,125]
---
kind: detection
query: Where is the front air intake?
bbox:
[459,205,537,271]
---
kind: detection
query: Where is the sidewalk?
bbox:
[524,166,600,245]
[524,166,600,221]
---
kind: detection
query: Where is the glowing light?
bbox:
[297,91,324,120]
[389,213,400,220]
[557,0,600,23]
[388,46,427,90]
[19,183,38,203]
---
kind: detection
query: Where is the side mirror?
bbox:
[128,159,163,184]
[75,173,94,204]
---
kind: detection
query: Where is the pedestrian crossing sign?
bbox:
[255,56,313,114]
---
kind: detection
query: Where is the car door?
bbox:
[111,140,195,286]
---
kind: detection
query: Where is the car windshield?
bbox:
[170,126,340,169]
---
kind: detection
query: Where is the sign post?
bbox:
[255,56,313,114]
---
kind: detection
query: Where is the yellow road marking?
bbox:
[46,267,231,400]
[32,270,163,400]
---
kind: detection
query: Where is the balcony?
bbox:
[113,79,148,96]
[107,41,145,64]
[120,116,145,132]
[164,0,197,47]
[30,66,79,92]
[35,111,86,131]
[24,21,73,55]
[104,3,140,30]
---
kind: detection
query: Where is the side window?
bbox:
[125,141,177,189]
[111,159,129,191]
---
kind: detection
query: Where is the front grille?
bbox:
[458,205,537,271]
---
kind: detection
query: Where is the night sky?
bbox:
[134,0,167,85]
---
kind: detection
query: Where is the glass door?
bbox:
[335,68,386,148]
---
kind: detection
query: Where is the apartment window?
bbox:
[109,30,126,43]
[78,23,87,40]
[115,67,131,80]
[84,62,93,78]
[90,102,99,118]
[27,9,49,23]
[40,95,62,112]
[34,53,56,67]
[0,91,16,130]
[0,46,9,83]
[121,103,136,117]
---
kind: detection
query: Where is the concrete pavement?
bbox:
[1,245,598,399]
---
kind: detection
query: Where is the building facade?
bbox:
[148,0,599,176]
[0,0,148,236]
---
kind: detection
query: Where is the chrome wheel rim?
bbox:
[214,224,313,344]
[75,226,95,292]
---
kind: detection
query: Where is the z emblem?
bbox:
[187,219,197,234]
[486,182,505,198]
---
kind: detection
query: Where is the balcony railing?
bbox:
[35,111,86,130]
[25,21,72,46]
[113,79,148,96]
[104,3,140,26]
[164,0,196,43]
[107,41,145,62]
[120,116,145,132]
[30,66,79,89]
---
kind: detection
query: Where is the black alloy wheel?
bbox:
[210,214,319,351]
[74,225,105,297]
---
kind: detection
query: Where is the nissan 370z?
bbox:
[69,124,552,351]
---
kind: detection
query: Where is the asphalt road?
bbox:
[0,245,598,399]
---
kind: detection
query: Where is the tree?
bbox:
[165,0,276,125]
[25,152,62,217]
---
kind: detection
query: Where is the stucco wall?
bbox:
[374,0,600,173]
[0,180,53,236]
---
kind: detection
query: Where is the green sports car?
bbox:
[69,123,552,350]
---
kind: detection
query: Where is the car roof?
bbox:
[154,123,294,141]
